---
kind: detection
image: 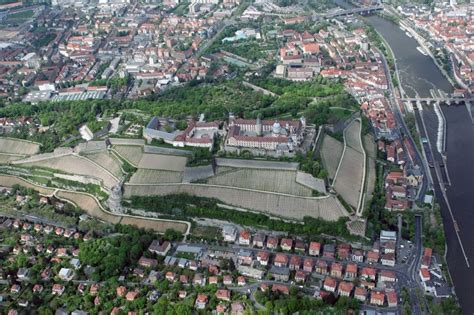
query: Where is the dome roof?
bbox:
[272,121,282,134]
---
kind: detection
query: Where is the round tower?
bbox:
[256,115,263,137]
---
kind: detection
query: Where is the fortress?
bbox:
[226,115,306,153]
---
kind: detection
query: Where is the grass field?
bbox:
[84,151,123,178]
[320,135,344,180]
[7,9,34,20]
[17,155,119,189]
[0,138,40,155]
[207,167,313,196]
[129,169,183,184]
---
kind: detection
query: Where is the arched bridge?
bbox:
[325,6,383,18]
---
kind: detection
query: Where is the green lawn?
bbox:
[7,10,34,20]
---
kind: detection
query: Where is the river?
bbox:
[363,14,474,314]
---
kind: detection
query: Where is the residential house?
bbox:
[239,230,251,245]
[237,276,246,286]
[52,284,65,296]
[280,238,293,251]
[303,257,314,272]
[148,240,171,256]
[354,287,367,302]
[345,263,358,280]
[166,272,176,282]
[256,251,270,266]
[386,290,398,307]
[380,270,396,283]
[367,250,379,264]
[370,291,385,306]
[216,289,230,301]
[338,281,354,297]
[323,244,335,258]
[316,260,328,275]
[361,267,377,281]
[272,284,290,295]
[381,253,396,267]
[266,236,279,250]
[209,276,218,285]
[289,255,301,270]
[223,275,233,286]
[330,262,343,278]
[309,241,321,256]
[222,225,237,242]
[295,270,306,283]
[252,233,265,248]
[352,250,364,263]
[323,277,337,293]
[126,291,139,301]
[274,253,289,267]
[195,294,208,309]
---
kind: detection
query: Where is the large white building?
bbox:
[226,116,306,152]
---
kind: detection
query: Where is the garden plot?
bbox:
[129,169,183,184]
[113,145,143,166]
[0,138,40,155]
[84,151,124,178]
[17,155,119,189]
[207,168,313,197]
[320,135,344,179]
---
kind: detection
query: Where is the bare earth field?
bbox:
[124,183,348,221]
[320,135,344,180]
[0,138,40,155]
[208,167,313,197]
[16,155,119,189]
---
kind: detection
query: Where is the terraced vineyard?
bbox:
[334,147,364,209]
[124,183,348,221]
[114,145,143,166]
[207,167,313,196]
[345,121,363,152]
[320,135,344,180]
[84,151,124,178]
[138,153,187,172]
[114,145,187,172]
[0,138,40,155]
[129,169,183,184]
[16,155,119,189]
[333,120,365,211]
[0,153,23,164]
